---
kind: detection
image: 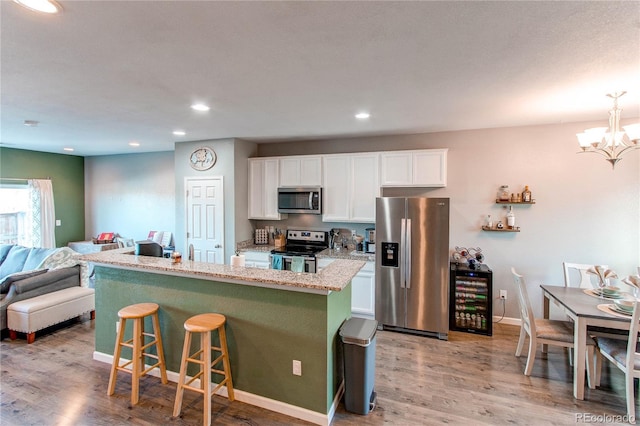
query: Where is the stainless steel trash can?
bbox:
[339,317,377,415]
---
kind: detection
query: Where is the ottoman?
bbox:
[8,287,95,343]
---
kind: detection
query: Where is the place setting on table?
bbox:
[585,266,640,319]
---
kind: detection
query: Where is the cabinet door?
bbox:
[351,262,375,318]
[248,159,265,219]
[350,154,379,223]
[413,149,447,187]
[263,159,280,219]
[380,152,413,186]
[299,157,322,186]
[322,156,351,222]
[279,158,301,187]
[280,156,322,187]
[248,159,281,220]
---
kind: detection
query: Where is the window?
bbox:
[0,185,31,245]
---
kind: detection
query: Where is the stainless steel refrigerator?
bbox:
[375,197,450,339]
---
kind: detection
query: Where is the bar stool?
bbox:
[107,302,168,405]
[173,313,234,425]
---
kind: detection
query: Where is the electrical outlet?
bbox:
[500,290,507,300]
[292,360,302,376]
[115,321,120,332]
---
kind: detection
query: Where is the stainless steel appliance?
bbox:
[270,229,328,273]
[277,187,322,214]
[375,197,450,339]
[365,228,376,253]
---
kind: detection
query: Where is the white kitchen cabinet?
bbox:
[279,156,322,187]
[242,250,271,269]
[351,261,375,320]
[248,158,283,220]
[318,258,375,319]
[380,149,447,187]
[322,153,379,223]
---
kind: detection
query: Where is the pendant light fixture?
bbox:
[576,92,640,169]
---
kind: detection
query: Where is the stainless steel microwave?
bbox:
[277,187,322,214]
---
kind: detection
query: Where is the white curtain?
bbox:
[28,179,56,248]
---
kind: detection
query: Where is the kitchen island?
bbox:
[81,248,364,425]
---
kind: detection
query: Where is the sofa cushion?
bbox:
[0,245,13,264]
[0,269,48,294]
[23,247,56,271]
[0,246,31,278]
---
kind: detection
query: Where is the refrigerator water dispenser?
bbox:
[380,242,399,267]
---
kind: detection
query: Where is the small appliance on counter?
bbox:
[365,228,376,253]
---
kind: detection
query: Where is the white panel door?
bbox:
[186,178,224,264]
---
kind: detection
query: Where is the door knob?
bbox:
[215,244,222,248]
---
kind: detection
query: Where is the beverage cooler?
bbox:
[449,262,493,336]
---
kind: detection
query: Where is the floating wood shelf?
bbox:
[482,226,520,232]
[495,200,536,204]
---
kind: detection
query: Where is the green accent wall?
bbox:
[0,148,85,246]
[94,266,351,414]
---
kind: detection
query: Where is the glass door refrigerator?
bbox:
[449,262,493,336]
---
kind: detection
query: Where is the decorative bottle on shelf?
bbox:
[522,185,532,202]
[498,185,510,202]
[485,215,493,229]
[506,206,515,229]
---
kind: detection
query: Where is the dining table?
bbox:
[540,284,632,400]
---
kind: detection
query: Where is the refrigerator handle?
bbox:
[405,218,412,288]
[400,218,406,288]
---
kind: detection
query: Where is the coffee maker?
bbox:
[364,228,375,253]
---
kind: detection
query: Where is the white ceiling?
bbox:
[1,1,639,157]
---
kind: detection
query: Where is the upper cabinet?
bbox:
[380,149,448,187]
[322,153,379,223]
[279,156,322,187]
[248,158,283,220]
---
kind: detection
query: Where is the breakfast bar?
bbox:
[81,248,365,425]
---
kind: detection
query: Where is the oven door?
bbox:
[282,256,316,273]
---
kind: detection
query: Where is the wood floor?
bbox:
[1,316,637,425]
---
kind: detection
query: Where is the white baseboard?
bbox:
[94,351,339,426]
[493,316,521,327]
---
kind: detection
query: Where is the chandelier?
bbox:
[576,91,640,168]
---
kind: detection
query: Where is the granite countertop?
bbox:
[239,244,375,262]
[316,248,376,262]
[80,248,365,293]
[238,244,275,253]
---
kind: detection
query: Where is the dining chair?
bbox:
[512,268,597,387]
[563,262,608,289]
[594,299,640,423]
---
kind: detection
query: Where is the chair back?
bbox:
[512,268,536,337]
[626,299,640,376]
[563,262,608,289]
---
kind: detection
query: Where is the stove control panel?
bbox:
[286,230,326,243]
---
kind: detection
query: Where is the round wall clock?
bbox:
[189,146,216,171]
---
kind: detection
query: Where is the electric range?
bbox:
[270,229,328,272]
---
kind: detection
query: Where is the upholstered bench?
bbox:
[7,287,95,343]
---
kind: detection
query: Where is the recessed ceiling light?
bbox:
[355,112,370,120]
[14,0,62,14]
[63,147,74,152]
[173,130,186,136]
[129,141,140,147]
[24,120,39,127]
[191,103,210,112]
